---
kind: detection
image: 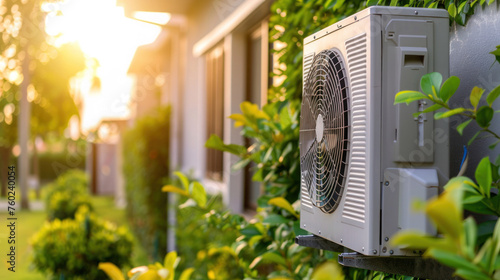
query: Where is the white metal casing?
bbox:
[300,6,449,256]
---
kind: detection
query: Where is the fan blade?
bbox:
[300,129,316,159]
[300,97,317,131]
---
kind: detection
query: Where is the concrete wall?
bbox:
[449,3,500,177]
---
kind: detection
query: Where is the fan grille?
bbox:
[300,49,350,214]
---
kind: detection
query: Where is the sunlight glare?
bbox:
[132,11,171,25]
[44,0,163,131]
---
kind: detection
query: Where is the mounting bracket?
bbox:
[296,235,458,280]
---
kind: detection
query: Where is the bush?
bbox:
[38,141,87,184]
[123,106,170,260]
[31,206,134,280]
[43,169,92,221]
[172,178,242,279]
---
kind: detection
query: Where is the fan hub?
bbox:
[316,114,324,142]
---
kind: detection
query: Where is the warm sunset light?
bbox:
[43,0,162,131]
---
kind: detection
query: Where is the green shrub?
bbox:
[123,106,170,260]
[31,206,134,280]
[38,138,87,183]
[167,172,242,279]
[38,151,86,183]
[43,169,92,221]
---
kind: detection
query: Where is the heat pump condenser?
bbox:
[299,6,449,256]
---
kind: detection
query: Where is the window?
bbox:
[205,45,225,181]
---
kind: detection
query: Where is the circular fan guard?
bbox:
[300,48,350,214]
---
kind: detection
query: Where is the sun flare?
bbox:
[43,0,163,131]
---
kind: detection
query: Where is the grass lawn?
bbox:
[0,196,149,280]
[0,208,46,280]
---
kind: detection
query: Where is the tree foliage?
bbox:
[0,0,86,142]
[123,106,171,261]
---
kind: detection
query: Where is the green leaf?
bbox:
[390,231,455,252]
[261,251,287,266]
[462,194,484,204]
[367,0,379,6]
[205,134,247,155]
[174,171,189,191]
[229,113,247,127]
[240,224,263,237]
[468,131,481,146]
[470,86,485,110]
[311,261,345,280]
[439,76,460,102]
[394,90,429,105]
[426,192,462,239]
[412,103,443,118]
[454,269,490,280]
[241,101,270,120]
[458,1,467,13]
[457,119,473,136]
[190,181,207,207]
[427,249,482,272]
[263,214,290,225]
[268,197,299,218]
[252,168,263,182]
[463,217,477,259]
[332,0,345,10]
[434,107,466,119]
[161,185,190,197]
[475,157,492,197]
[478,220,497,247]
[448,3,457,17]
[137,270,161,280]
[279,106,292,129]
[179,268,194,280]
[164,251,178,270]
[476,106,494,128]
[232,158,251,170]
[486,84,500,106]
[420,72,442,97]
[489,140,500,150]
[464,200,498,216]
[98,263,125,280]
[490,45,500,64]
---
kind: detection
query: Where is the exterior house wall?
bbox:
[174,0,272,212]
[449,4,500,177]
[180,0,245,179]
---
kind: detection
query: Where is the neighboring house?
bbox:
[87,118,128,207]
[119,0,274,214]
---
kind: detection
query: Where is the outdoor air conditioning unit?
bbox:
[299,6,450,256]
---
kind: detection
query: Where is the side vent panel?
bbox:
[342,33,367,227]
[303,52,315,87]
[301,52,315,212]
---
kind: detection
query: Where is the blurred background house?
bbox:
[118,0,275,214]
